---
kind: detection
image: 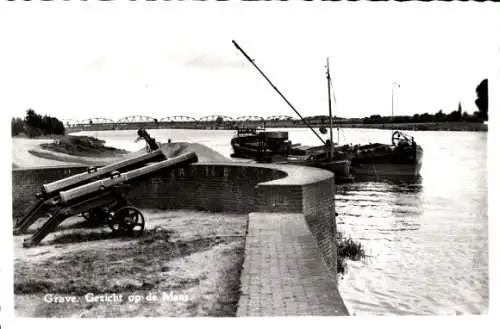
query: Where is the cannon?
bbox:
[19,151,198,247]
[14,149,167,235]
[136,128,160,151]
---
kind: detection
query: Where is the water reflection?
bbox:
[335,130,487,315]
[348,175,422,190]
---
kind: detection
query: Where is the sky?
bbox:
[1,1,499,122]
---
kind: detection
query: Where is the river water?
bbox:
[75,127,488,315]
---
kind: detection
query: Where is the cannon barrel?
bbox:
[42,149,165,196]
[59,152,198,204]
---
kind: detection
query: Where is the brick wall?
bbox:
[254,185,303,213]
[125,164,287,213]
[12,166,88,219]
[302,179,338,280]
[11,164,288,219]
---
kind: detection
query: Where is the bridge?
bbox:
[235,116,265,122]
[63,114,301,132]
[198,115,235,122]
[160,116,197,122]
[266,115,294,121]
[117,115,158,123]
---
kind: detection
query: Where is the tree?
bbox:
[475,79,488,121]
[448,109,462,121]
[42,115,53,134]
[364,114,383,124]
[11,117,25,136]
[23,109,65,136]
[215,116,224,125]
[420,112,432,122]
[25,109,42,129]
[435,110,445,122]
[51,117,65,134]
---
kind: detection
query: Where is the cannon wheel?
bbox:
[107,206,145,234]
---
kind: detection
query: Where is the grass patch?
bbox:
[337,232,366,275]
[14,211,248,317]
[40,135,127,157]
[207,244,245,316]
[14,229,229,295]
[49,230,137,245]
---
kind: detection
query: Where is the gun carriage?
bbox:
[15,130,197,248]
[15,149,166,234]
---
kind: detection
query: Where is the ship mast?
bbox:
[391,82,400,136]
[327,62,341,145]
[326,58,334,160]
[232,40,326,145]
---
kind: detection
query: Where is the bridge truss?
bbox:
[80,118,115,125]
[198,115,235,122]
[235,116,265,122]
[160,116,198,122]
[265,115,295,121]
[62,119,81,127]
[117,115,158,123]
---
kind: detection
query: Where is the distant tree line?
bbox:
[11,109,65,137]
[307,79,489,125]
[304,107,483,125]
[360,104,483,125]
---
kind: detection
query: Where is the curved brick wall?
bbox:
[12,162,337,276]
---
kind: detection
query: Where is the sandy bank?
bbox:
[12,137,230,169]
[14,209,247,317]
[159,142,229,162]
[12,138,81,168]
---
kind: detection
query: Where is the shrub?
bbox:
[337,232,366,275]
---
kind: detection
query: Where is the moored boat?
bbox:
[229,127,422,180]
[230,127,354,182]
[346,130,423,177]
[284,144,353,182]
[230,127,291,161]
[231,40,423,181]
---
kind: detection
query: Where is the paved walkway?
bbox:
[237,213,349,316]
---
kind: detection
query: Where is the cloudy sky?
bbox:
[1,1,499,122]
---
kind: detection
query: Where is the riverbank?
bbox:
[12,137,127,168]
[40,135,128,157]
[11,137,230,168]
[334,121,487,132]
[65,120,488,133]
